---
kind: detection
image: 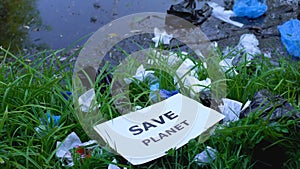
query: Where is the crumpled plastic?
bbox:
[124,65,155,84]
[78,89,97,112]
[218,98,243,122]
[61,91,72,100]
[207,2,244,27]
[46,112,61,126]
[235,34,261,63]
[167,0,212,26]
[147,51,181,66]
[56,132,98,167]
[107,159,128,169]
[149,81,160,102]
[151,28,173,47]
[194,146,217,166]
[176,58,198,79]
[220,34,262,74]
[219,57,238,76]
[233,0,268,18]
[175,58,210,97]
[159,89,179,99]
[277,19,300,57]
[239,89,300,124]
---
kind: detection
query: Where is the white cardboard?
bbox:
[94,94,224,165]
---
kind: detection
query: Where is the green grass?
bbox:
[0,46,299,168]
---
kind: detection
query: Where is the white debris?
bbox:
[218,98,243,122]
[124,65,155,84]
[78,89,96,112]
[219,58,238,76]
[56,132,98,167]
[147,51,183,66]
[237,34,261,61]
[207,2,244,28]
[175,58,210,97]
[176,58,198,79]
[219,33,262,75]
[151,27,173,47]
[194,146,217,166]
[183,76,211,95]
[241,100,251,111]
[108,159,127,169]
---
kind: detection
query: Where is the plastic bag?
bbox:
[194,146,217,166]
[239,89,299,122]
[207,2,244,27]
[167,0,212,25]
[233,0,268,18]
[277,19,300,57]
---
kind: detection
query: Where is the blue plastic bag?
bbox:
[278,19,300,57]
[233,0,268,18]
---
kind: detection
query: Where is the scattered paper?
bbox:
[207,2,243,28]
[108,159,121,169]
[237,34,261,61]
[218,98,243,122]
[78,89,96,112]
[194,146,217,166]
[152,28,173,47]
[124,65,155,84]
[56,132,98,167]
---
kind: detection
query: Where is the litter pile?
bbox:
[167,0,300,58]
[70,0,299,168]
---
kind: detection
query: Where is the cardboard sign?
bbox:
[94,94,224,165]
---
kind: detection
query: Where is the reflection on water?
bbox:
[1,0,296,55]
[0,0,41,53]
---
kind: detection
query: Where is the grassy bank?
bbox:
[0,47,299,168]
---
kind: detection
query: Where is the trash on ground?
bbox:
[239,89,300,124]
[278,19,300,57]
[124,65,155,84]
[159,89,179,99]
[218,98,243,122]
[108,159,128,169]
[219,57,239,76]
[108,159,120,169]
[199,90,221,112]
[35,112,61,134]
[46,112,61,126]
[207,2,244,27]
[220,33,262,72]
[149,81,160,101]
[176,58,198,79]
[194,146,217,166]
[56,132,98,167]
[235,33,261,63]
[233,0,268,18]
[183,77,211,97]
[175,58,210,97]
[151,28,173,47]
[78,89,97,112]
[167,0,212,25]
[61,91,72,100]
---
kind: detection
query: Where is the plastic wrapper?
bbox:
[151,28,173,47]
[167,0,212,26]
[194,146,217,166]
[278,19,300,57]
[218,98,242,122]
[56,132,98,167]
[239,89,299,123]
[207,2,244,27]
[233,0,268,18]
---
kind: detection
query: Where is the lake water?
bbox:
[1,0,298,58]
[0,0,224,53]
